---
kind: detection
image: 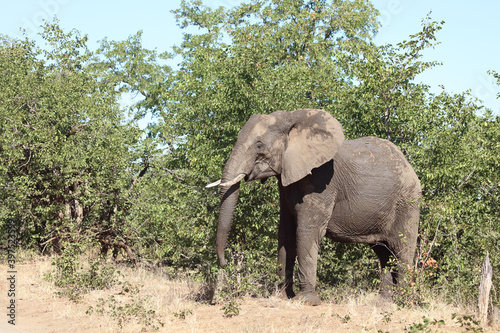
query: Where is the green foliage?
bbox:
[44,240,120,302]
[391,269,426,308]
[210,251,281,305]
[172,308,193,320]
[404,313,484,333]
[222,300,241,318]
[0,23,144,255]
[452,313,484,332]
[412,94,500,303]
[332,313,351,323]
[404,316,445,333]
[86,281,164,331]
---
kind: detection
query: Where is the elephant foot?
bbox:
[379,285,395,300]
[374,290,393,307]
[285,288,296,299]
[296,291,321,306]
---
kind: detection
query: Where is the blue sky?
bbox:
[1,0,499,115]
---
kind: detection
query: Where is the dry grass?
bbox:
[1,255,497,333]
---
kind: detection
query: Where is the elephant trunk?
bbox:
[215,154,246,267]
[216,183,240,267]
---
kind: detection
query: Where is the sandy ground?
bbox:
[1,257,497,333]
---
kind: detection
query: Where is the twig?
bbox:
[162,167,185,182]
[40,236,58,246]
[452,168,475,194]
[420,215,443,272]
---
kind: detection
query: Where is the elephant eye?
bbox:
[256,142,264,150]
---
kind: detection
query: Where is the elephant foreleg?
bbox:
[295,222,327,306]
[277,214,296,299]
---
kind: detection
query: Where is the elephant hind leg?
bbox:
[371,242,397,297]
[393,205,420,285]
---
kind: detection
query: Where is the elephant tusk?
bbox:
[220,173,246,187]
[205,179,222,188]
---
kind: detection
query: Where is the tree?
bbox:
[0,24,142,258]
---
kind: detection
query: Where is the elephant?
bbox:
[207,109,421,305]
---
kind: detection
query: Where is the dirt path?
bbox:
[0,321,23,333]
[0,294,472,333]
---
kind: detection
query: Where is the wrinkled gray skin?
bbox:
[212,109,421,305]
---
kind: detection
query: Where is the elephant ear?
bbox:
[281,109,344,187]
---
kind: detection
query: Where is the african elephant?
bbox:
[207,109,421,305]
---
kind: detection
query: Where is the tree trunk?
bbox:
[477,252,492,326]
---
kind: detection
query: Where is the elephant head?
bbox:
[207,109,345,267]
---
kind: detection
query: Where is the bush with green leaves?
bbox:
[0,24,145,257]
[86,281,164,331]
[44,239,120,301]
